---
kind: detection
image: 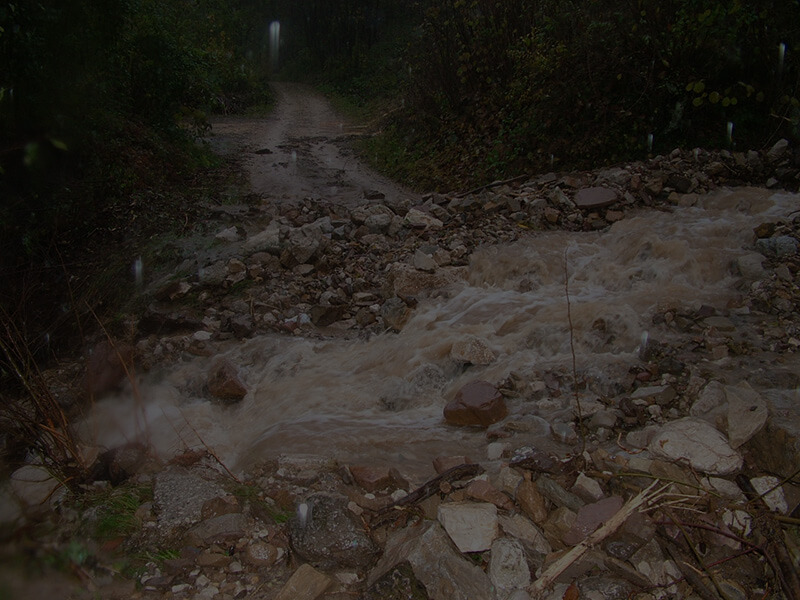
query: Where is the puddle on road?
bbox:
[78,187,799,479]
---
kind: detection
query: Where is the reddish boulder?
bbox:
[444,381,507,427]
[207,359,248,403]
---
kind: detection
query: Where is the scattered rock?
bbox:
[404,208,443,230]
[289,493,379,569]
[363,561,430,600]
[563,496,624,545]
[368,521,493,600]
[648,417,743,475]
[437,501,498,552]
[766,138,790,162]
[488,537,530,597]
[443,381,508,427]
[9,465,61,508]
[207,358,248,402]
[573,187,618,209]
[449,336,496,365]
[274,563,333,600]
[725,382,768,448]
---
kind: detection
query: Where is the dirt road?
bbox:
[208,81,419,208]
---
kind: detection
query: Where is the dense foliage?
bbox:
[361,0,800,189]
[0,0,276,346]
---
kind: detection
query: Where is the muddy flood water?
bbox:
[77,186,800,479]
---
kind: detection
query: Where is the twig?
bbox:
[736,474,800,600]
[528,480,665,598]
[663,507,736,600]
[178,409,241,484]
[653,520,762,550]
[371,463,484,527]
[563,248,586,454]
[657,531,721,600]
[453,173,529,198]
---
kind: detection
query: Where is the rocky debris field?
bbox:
[3,138,800,600]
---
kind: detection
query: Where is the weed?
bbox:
[78,483,152,542]
[230,483,290,524]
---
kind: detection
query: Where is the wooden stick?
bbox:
[528,480,666,598]
[736,475,800,600]
[370,463,483,526]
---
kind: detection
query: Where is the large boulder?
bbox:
[207,359,248,403]
[444,381,507,427]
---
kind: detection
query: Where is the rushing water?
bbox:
[78,187,799,478]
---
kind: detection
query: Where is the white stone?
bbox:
[767,138,790,162]
[10,465,61,507]
[438,502,498,553]
[725,382,768,448]
[630,385,676,406]
[751,476,789,513]
[413,249,437,272]
[487,442,507,461]
[215,226,240,242]
[196,585,219,600]
[244,221,282,254]
[496,466,523,496]
[722,509,752,538]
[571,473,605,502]
[497,513,551,555]
[701,477,745,501]
[367,521,493,600]
[632,539,681,599]
[489,537,530,596]
[274,564,332,600]
[404,208,443,230]
[648,417,742,475]
[690,380,726,419]
[736,253,767,279]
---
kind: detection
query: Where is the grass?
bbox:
[78,483,152,542]
[229,482,291,524]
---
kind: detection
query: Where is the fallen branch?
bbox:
[453,173,529,198]
[662,507,735,600]
[528,479,667,598]
[657,531,720,600]
[736,474,800,600]
[370,463,483,527]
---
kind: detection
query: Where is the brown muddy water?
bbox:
[77,187,800,479]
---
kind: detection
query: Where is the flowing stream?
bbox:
[78,187,798,479]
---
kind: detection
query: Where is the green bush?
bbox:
[385,0,800,187]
